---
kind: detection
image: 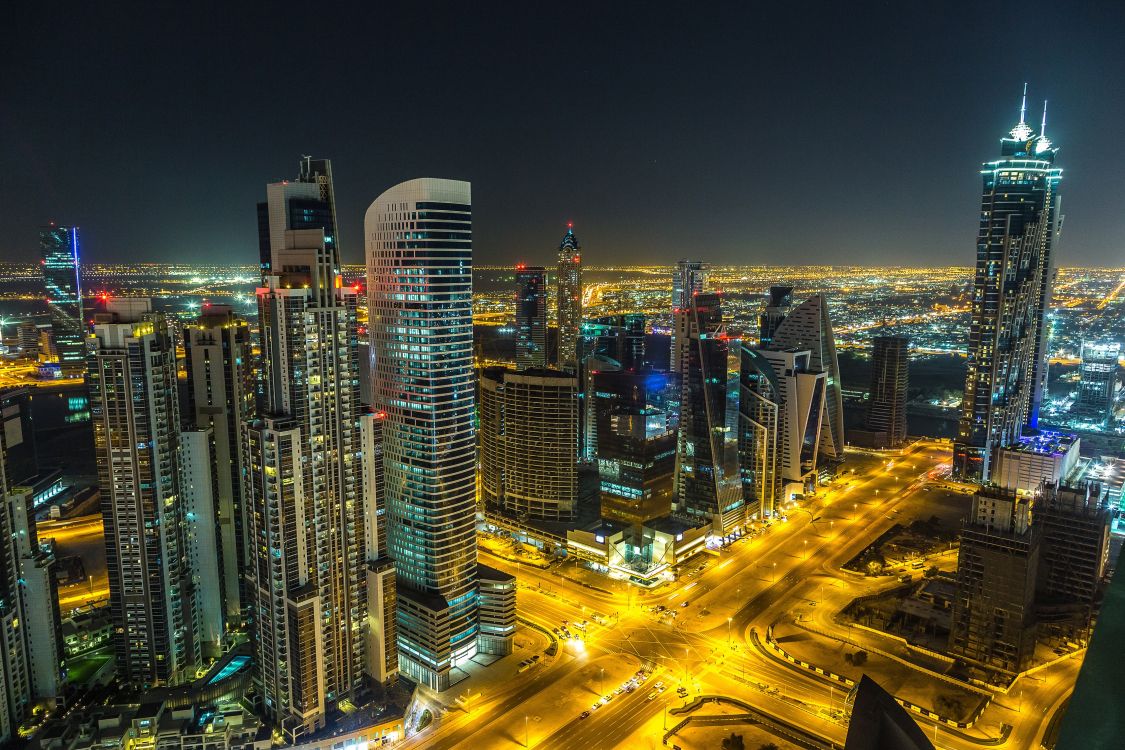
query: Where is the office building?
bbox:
[366,178,478,691]
[479,367,578,521]
[594,368,676,525]
[758,285,793,349]
[992,431,1080,494]
[476,564,516,656]
[740,347,826,515]
[864,336,909,448]
[360,409,397,685]
[515,265,548,370]
[954,89,1062,481]
[17,322,39,359]
[183,305,255,626]
[769,294,845,462]
[256,156,338,276]
[87,298,196,687]
[0,388,38,486]
[39,224,85,375]
[579,314,646,460]
[949,487,1039,673]
[178,429,224,660]
[556,224,582,371]
[245,161,364,739]
[674,293,744,534]
[671,260,706,377]
[1074,342,1119,426]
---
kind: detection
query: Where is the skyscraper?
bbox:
[556,224,582,371]
[514,265,548,370]
[864,336,909,448]
[246,161,364,739]
[480,367,578,521]
[360,409,398,685]
[1073,342,1119,426]
[674,293,744,534]
[954,88,1062,481]
[671,260,706,377]
[769,294,845,462]
[758,284,793,349]
[39,224,84,375]
[256,156,339,276]
[87,298,196,688]
[183,305,255,626]
[366,179,479,691]
[579,314,646,460]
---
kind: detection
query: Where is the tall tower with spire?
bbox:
[953,86,1063,482]
[556,224,582,371]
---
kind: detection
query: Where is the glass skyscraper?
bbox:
[366,178,478,691]
[556,224,582,371]
[515,265,548,369]
[39,224,84,374]
[954,89,1062,481]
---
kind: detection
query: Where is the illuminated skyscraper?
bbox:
[366,179,479,691]
[1073,342,1119,426]
[39,224,84,375]
[87,298,196,688]
[954,88,1062,481]
[674,293,744,534]
[671,260,706,376]
[579,314,646,460]
[769,294,845,462]
[864,335,909,448]
[556,224,582,371]
[183,305,255,627]
[758,285,793,349]
[256,156,338,276]
[515,265,548,370]
[246,160,364,740]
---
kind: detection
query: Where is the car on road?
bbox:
[647,691,658,700]
[580,711,590,719]
[603,694,613,703]
[681,601,690,607]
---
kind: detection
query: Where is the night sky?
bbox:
[3,2,1124,268]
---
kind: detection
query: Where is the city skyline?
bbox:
[4,4,1125,268]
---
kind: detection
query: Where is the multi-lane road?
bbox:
[410,441,1084,749]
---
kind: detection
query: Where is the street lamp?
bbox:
[524,715,529,748]
[853,503,857,521]
[727,617,732,645]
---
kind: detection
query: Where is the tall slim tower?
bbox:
[515,265,548,369]
[556,224,583,371]
[674,293,744,534]
[865,335,909,448]
[87,298,196,688]
[366,179,478,691]
[954,88,1062,481]
[245,161,364,740]
[39,224,84,375]
[671,260,707,377]
[256,156,339,276]
[758,285,793,349]
[769,295,845,462]
[1073,342,1119,426]
[183,305,255,626]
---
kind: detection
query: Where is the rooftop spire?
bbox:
[1035,100,1054,154]
[1040,99,1048,136]
[1020,82,1028,125]
[1009,82,1033,141]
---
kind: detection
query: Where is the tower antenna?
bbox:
[1040,100,1048,137]
[1020,82,1028,124]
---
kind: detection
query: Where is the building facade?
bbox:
[954,90,1062,481]
[1073,342,1118,426]
[183,306,255,626]
[87,299,196,688]
[864,336,909,448]
[479,367,578,521]
[555,225,582,371]
[671,260,706,378]
[758,285,793,349]
[366,178,479,691]
[674,293,744,535]
[515,265,548,370]
[39,224,85,375]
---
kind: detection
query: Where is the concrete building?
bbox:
[954,89,1062,481]
[674,293,744,535]
[39,224,85,375]
[245,160,364,740]
[992,431,1080,494]
[359,409,397,685]
[366,178,478,691]
[514,265,548,370]
[949,487,1039,673]
[183,305,255,627]
[479,367,578,521]
[594,368,675,526]
[1073,342,1119,426]
[566,517,710,583]
[1035,480,1111,632]
[87,298,196,688]
[864,336,909,448]
[17,322,39,360]
[179,429,224,660]
[556,225,583,371]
